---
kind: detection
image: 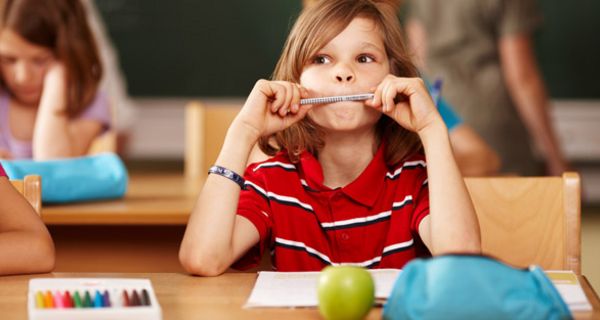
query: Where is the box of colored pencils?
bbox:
[28,278,162,320]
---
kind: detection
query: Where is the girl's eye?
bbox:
[0,56,16,65]
[313,55,331,64]
[357,55,374,63]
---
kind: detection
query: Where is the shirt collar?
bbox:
[298,141,387,207]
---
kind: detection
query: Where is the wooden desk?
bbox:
[42,174,197,225]
[0,273,598,320]
[40,174,197,272]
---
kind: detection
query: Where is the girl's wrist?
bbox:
[417,120,448,147]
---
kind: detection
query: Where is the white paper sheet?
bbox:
[546,270,593,312]
[244,269,400,308]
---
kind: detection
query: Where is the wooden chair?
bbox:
[184,101,241,185]
[465,172,581,273]
[88,130,117,155]
[9,175,42,215]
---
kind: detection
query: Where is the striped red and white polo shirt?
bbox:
[0,163,6,177]
[234,142,431,271]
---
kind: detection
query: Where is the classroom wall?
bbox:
[96,0,600,99]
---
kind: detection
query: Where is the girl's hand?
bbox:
[233,79,312,141]
[367,75,443,135]
[40,61,68,113]
[43,61,67,88]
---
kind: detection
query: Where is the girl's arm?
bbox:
[368,76,481,254]
[179,80,311,276]
[32,64,104,160]
[499,34,567,176]
[0,177,55,275]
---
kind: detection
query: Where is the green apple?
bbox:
[317,266,375,320]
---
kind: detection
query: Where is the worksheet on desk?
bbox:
[244,269,401,308]
[546,270,593,312]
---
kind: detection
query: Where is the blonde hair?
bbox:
[259,0,422,166]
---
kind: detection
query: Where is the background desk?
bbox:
[41,174,197,273]
[0,273,598,320]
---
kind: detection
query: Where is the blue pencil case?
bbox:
[383,255,572,320]
[0,153,128,203]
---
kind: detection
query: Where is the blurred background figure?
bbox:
[404,0,568,176]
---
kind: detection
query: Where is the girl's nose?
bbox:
[14,62,33,84]
[336,75,353,82]
[334,62,355,83]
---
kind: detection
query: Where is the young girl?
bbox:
[0,0,110,160]
[180,0,481,275]
[0,163,55,274]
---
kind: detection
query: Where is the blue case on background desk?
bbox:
[1,153,128,203]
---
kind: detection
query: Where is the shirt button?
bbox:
[341,232,350,241]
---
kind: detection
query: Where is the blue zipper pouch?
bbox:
[0,153,128,203]
[383,255,572,320]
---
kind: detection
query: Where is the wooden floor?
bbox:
[582,207,600,291]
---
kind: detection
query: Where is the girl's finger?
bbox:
[290,84,301,114]
[272,82,292,117]
[269,83,287,114]
[370,82,385,109]
[383,81,397,113]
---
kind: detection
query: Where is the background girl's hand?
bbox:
[367,75,443,134]
[40,61,68,113]
[233,79,312,140]
[43,61,67,88]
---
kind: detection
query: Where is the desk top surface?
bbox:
[0,272,598,320]
[41,174,198,225]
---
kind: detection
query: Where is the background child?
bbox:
[0,0,110,160]
[180,0,481,275]
[0,163,54,275]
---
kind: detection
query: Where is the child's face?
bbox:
[0,29,54,106]
[300,17,389,132]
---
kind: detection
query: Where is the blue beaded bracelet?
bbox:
[208,165,246,189]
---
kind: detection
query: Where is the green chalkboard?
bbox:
[96,0,599,98]
[95,0,301,97]
[535,0,600,99]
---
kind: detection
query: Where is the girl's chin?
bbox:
[13,93,41,106]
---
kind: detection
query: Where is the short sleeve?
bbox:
[437,97,462,132]
[232,164,274,270]
[79,91,112,131]
[410,164,430,233]
[0,163,6,177]
[424,78,463,132]
[498,0,542,36]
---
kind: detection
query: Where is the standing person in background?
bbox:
[0,0,111,160]
[405,0,568,175]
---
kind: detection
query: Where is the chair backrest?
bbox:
[88,130,117,155]
[184,101,241,185]
[10,175,42,215]
[465,172,581,273]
